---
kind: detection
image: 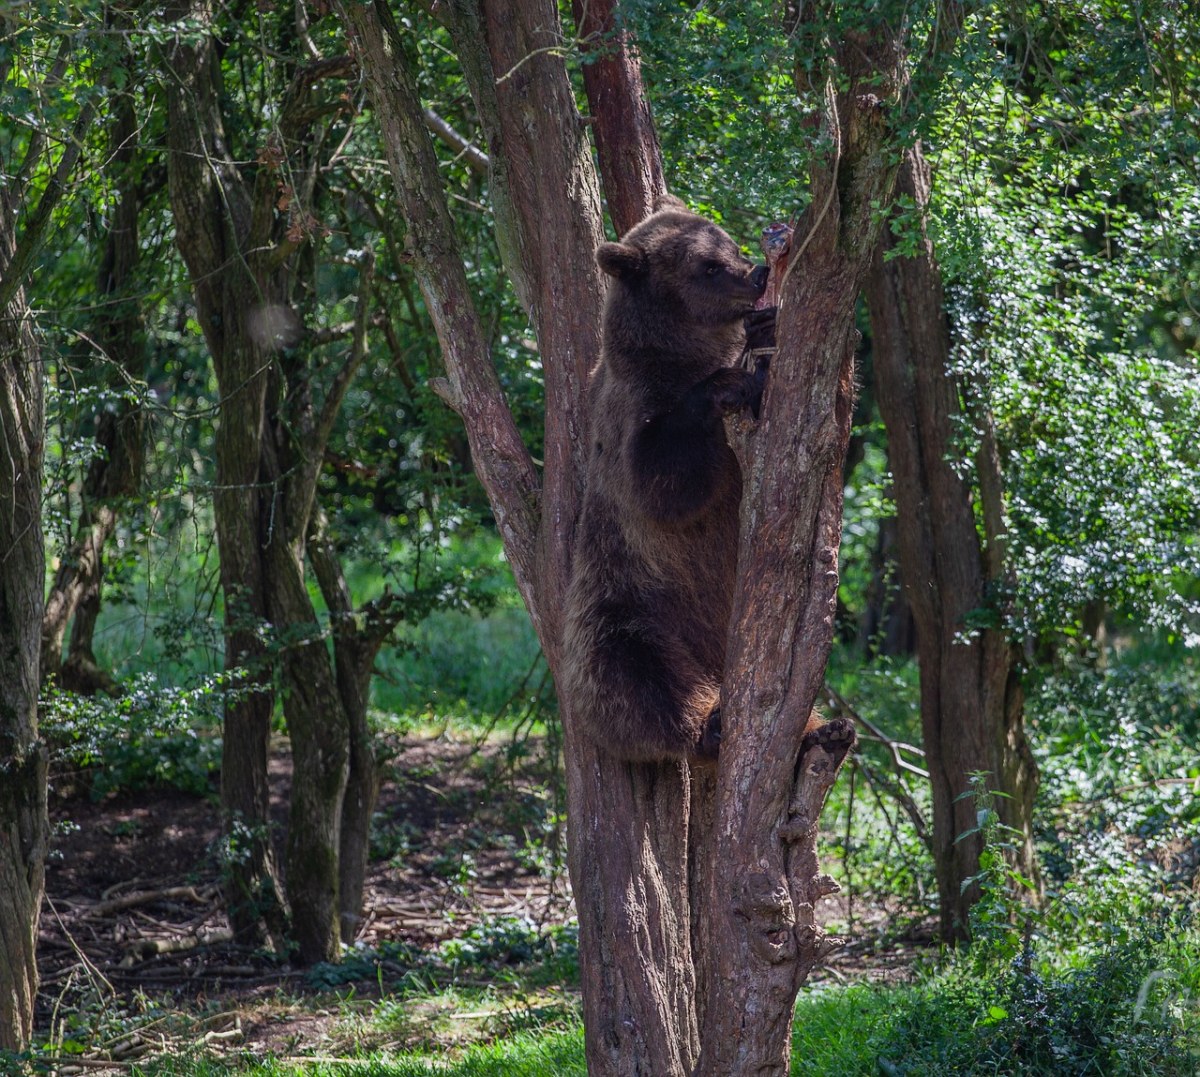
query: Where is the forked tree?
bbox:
[334,0,964,1071]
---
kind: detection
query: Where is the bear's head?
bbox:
[597,202,768,333]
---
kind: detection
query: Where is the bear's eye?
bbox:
[704,262,723,277]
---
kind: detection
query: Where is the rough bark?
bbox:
[42,90,147,692]
[865,144,1037,940]
[0,31,98,1041]
[464,7,716,1069]
[163,2,288,948]
[0,183,48,1056]
[571,0,665,238]
[341,4,710,1071]
[695,26,906,1073]
[164,5,377,961]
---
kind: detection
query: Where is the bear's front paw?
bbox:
[695,707,722,762]
[706,368,761,416]
[800,716,857,763]
[744,306,777,351]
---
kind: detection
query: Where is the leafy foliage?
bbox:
[927,0,1200,642]
[41,672,227,796]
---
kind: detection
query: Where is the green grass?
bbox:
[114,1030,587,1077]
[791,983,888,1075]
[372,606,547,720]
[18,910,1195,1077]
[23,934,1194,1077]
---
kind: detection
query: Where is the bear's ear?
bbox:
[597,242,647,280]
[653,193,688,213]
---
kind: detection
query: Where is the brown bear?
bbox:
[561,199,775,762]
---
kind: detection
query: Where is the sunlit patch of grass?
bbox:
[791,983,891,1076]
[331,983,579,1057]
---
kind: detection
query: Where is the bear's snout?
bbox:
[750,264,769,294]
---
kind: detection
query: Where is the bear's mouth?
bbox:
[730,266,769,314]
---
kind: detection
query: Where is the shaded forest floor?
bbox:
[36,735,931,1065]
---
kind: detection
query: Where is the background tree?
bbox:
[866,144,1037,942]
[41,37,151,697]
[159,1,438,961]
[0,8,100,1047]
[0,148,50,1057]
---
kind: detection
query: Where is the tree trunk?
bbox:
[346,0,917,1070]
[0,37,97,1044]
[466,4,711,1067]
[306,510,385,945]
[42,90,147,693]
[571,0,664,239]
[693,20,910,1069]
[865,144,1037,941]
[856,515,916,657]
[165,6,386,960]
[163,6,289,949]
[0,198,48,1055]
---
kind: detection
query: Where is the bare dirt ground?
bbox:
[37,735,931,1063]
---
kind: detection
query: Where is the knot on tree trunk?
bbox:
[735,871,798,964]
[779,716,856,843]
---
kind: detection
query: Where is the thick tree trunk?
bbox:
[865,144,1037,941]
[0,208,48,1054]
[0,42,97,1043]
[467,6,711,1068]
[694,23,908,1070]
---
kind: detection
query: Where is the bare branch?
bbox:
[423,108,489,174]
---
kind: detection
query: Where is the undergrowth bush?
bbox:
[41,672,227,796]
[865,914,1199,1077]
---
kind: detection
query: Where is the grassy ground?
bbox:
[19,712,1199,1076]
[24,538,1200,1075]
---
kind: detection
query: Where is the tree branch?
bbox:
[570,0,665,236]
[0,97,98,312]
[422,107,489,174]
[337,0,543,626]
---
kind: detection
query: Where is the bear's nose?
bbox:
[750,264,769,293]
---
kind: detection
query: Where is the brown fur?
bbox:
[562,201,770,762]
